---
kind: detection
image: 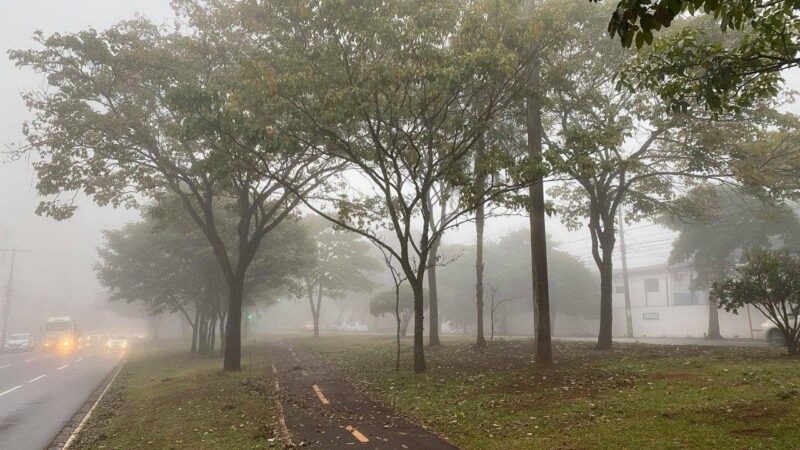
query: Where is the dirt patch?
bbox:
[731,427,772,437]
[269,341,460,449]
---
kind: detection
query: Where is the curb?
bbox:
[59,358,126,449]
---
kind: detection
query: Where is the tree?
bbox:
[537,0,781,349]
[425,183,457,347]
[370,286,429,340]
[10,5,332,370]
[438,229,598,335]
[665,185,800,339]
[594,0,798,113]
[96,221,215,354]
[260,0,529,372]
[299,217,379,337]
[96,200,314,354]
[714,250,800,355]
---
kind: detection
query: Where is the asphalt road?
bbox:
[0,347,123,450]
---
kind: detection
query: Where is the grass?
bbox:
[296,336,800,449]
[73,341,283,450]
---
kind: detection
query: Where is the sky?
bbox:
[1,1,795,335]
[0,0,175,334]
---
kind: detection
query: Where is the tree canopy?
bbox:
[596,0,800,112]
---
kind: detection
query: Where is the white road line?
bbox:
[29,374,46,383]
[271,363,277,374]
[0,386,22,397]
[75,358,83,362]
[23,358,35,363]
[0,364,10,369]
[57,364,69,371]
[85,353,93,357]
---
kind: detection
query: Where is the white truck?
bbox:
[42,316,79,353]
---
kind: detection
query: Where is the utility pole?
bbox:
[617,208,634,338]
[1,249,16,351]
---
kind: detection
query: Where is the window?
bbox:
[644,278,660,292]
[673,292,692,306]
[615,285,625,294]
[643,312,660,320]
[675,272,686,281]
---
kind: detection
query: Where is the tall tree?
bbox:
[665,185,800,338]
[299,217,379,337]
[96,201,314,354]
[260,0,529,372]
[425,183,456,347]
[10,6,332,370]
[438,229,599,334]
[537,0,780,349]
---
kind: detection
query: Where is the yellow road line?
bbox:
[345,425,369,443]
[312,384,330,405]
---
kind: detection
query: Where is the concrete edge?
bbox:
[47,357,126,450]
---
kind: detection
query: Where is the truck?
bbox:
[42,316,79,353]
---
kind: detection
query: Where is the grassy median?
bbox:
[72,341,283,450]
[297,336,800,450]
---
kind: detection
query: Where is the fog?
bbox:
[0,0,684,342]
[2,2,800,449]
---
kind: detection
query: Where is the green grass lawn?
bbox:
[296,336,800,450]
[74,342,283,450]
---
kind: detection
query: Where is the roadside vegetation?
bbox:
[72,343,283,450]
[298,336,800,449]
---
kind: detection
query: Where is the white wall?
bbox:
[613,305,767,339]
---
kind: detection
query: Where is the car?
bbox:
[3,333,34,352]
[302,321,315,331]
[80,334,105,348]
[337,322,368,333]
[105,335,129,350]
[761,318,791,345]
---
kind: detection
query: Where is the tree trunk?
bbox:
[400,315,410,338]
[190,308,200,354]
[218,315,226,358]
[210,316,217,354]
[786,336,798,356]
[596,243,614,350]
[707,291,722,339]
[475,167,487,348]
[307,282,322,338]
[526,61,553,367]
[223,274,245,371]
[395,283,402,371]
[314,286,323,338]
[490,307,496,343]
[198,312,209,355]
[411,280,426,373]
[428,238,442,347]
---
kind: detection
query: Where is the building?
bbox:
[611,263,766,339]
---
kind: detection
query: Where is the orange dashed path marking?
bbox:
[312,384,330,405]
[345,425,369,443]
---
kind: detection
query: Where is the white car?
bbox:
[338,322,368,333]
[3,333,34,352]
[105,336,129,350]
